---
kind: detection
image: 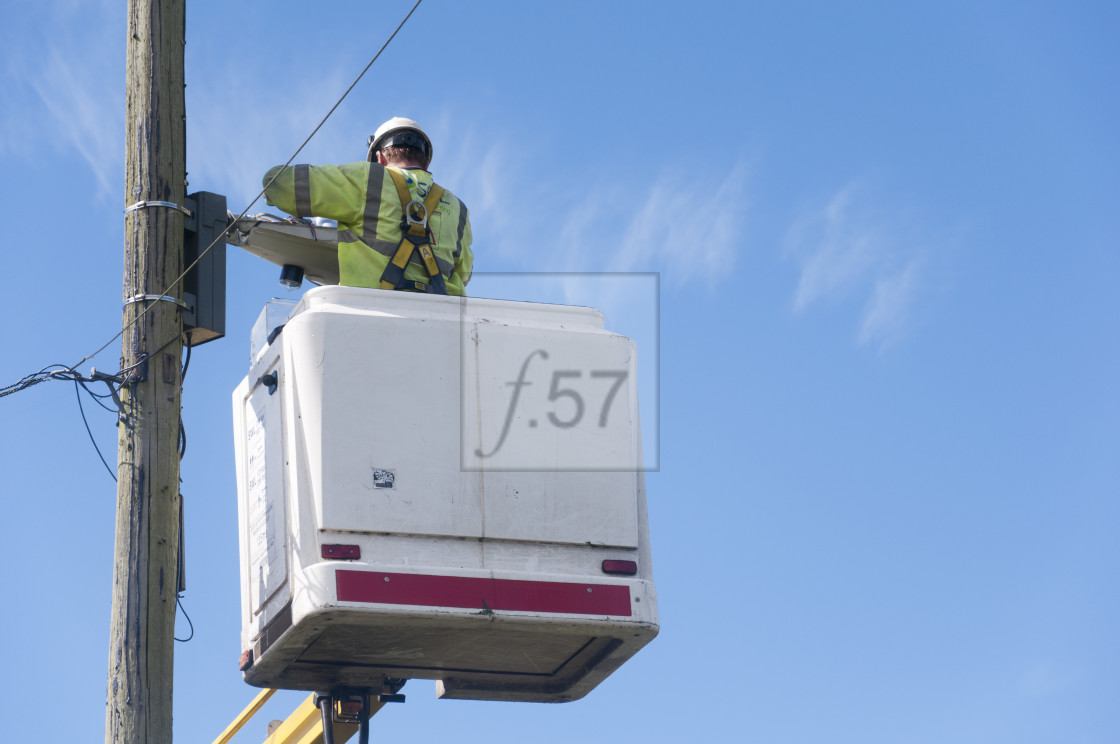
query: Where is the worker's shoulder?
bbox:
[395,167,467,206]
[435,183,468,211]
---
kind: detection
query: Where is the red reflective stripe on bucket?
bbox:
[601,559,638,575]
[335,570,632,617]
[321,544,361,560]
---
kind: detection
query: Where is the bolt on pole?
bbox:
[106,1,186,742]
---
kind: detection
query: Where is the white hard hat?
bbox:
[367,117,433,163]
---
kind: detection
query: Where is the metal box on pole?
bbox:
[182,190,227,346]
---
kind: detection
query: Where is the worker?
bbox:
[262,117,473,295]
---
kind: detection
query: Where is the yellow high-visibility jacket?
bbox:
[263,162,473,295]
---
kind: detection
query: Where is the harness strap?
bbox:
[380,169,448,294]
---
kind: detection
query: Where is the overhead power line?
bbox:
[3,0,426,393]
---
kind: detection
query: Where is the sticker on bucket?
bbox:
[372,468,396,489]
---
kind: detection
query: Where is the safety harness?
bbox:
[379,168,448,294]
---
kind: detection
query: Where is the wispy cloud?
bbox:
[29,46,122,196]
[608,163,750,283]
[788,185,879,312]
[786,180,927,349]
[859,258,921,348]
[2,1,123,198]
[446,130,751,290]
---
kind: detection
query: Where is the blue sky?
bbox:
[1,0,1118,741]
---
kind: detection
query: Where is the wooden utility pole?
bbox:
[107,1,186,742]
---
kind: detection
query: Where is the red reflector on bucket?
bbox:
[601,560,638,575]
[238,649,253,671]
[322,544,361,560]
[336,570,632,616]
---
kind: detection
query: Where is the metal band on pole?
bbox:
[123,293,192,311]
[124,200,193,217]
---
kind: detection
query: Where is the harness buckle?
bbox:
[404,200,428,229]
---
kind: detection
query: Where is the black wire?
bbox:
[78,379,119,413]
[181,340,192,383]
[0,363,71,398]
[179,414,186,459]
[0,375,45,398]
[117,331,184,380]
[6,0,426,395]
[174,595,194,643]
[2,328,190,483]
[179,342,191,460]
[3,325,186,407]
[68,0,427,375]
[73,380,117,482]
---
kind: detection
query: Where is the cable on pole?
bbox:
[66,0,426,376]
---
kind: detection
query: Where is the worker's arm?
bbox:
[262,162,372,224]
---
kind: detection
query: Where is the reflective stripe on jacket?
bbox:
[262,162,474,296]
